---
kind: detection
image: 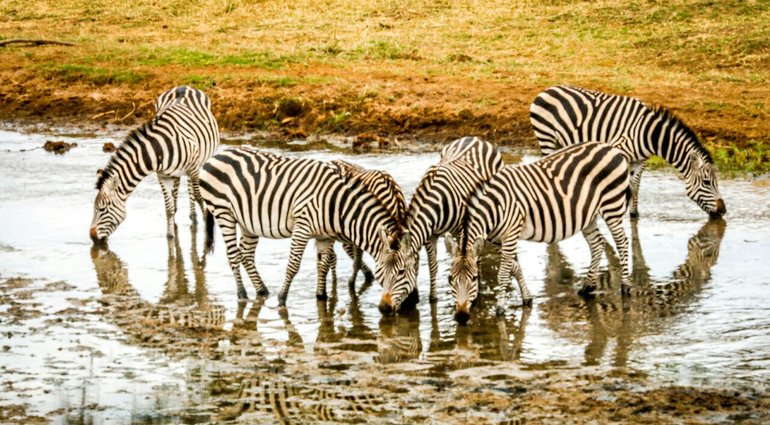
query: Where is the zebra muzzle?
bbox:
[89,227,105,244]
[454,302,471,325]
[378,293,394,315]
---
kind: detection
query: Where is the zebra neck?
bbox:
[105,142,156,198]
[637,111,707,173]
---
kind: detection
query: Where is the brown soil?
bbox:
[1,64,765,150]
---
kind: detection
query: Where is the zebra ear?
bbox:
[96,168,104,178]
[379,226,391,250]
[470,236,485,258]
[444,234,458,256]
[688,151,705,169]
[399,231,412,253]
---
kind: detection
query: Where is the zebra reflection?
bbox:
[539,218,726,366]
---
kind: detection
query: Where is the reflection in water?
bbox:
[91,226,225,332]
[540,219,726,367]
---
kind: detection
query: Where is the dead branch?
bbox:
[91,110,116,120]
[118,102,136,121]
[0,39,75,47]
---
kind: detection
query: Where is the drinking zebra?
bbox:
[448,142,632,324]
[530,85,725,218]
[89,86,219,243]
[199,148,403,304]
[318,159,407,292]
[377,136,503,315]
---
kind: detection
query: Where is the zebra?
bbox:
[199,147,403,305]
[89,86,219,243]
[317,159,407,292]
[447,142,632,324]
[530,85,725,218]
[377,136,504,315]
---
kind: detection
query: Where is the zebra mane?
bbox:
[95,120,153,190]
[650,105,713,163]
[333,165,404,243]
[458,183,487,256]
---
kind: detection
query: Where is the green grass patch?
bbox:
[712,141,770,175]
[38,64,146,85]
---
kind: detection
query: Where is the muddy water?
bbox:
[1,128,769,423]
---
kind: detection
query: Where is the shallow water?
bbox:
[0,128,769,423]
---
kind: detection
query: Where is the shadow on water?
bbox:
[539,218,726,367]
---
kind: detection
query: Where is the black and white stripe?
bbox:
[90,86,219,243]
[530,85,725,218]
[377,136,503,314]
[199,148,403,305]
[318,160,407,291]
[449,142,632,324]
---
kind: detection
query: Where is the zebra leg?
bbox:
[497,238,532,316]
[426,237,439,303]
[578,221,604,296]
[629,162,646,218]
[158,176,179,240]
[217,213,249,300]
[240,233,269,297]
[316,238,335,300]
[277,228,312,307]
[186,178,197,224]
[605,215,631,295]
[344,243,374,286]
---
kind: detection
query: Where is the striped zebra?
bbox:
[448,142,632,324]
[199,147,403,305]
[318,159,407,292]
[377,136,504,315]
[89,86,219,243]
[530,85,725,218]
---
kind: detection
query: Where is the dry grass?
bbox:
[0,0,768,170]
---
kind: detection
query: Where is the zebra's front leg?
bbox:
[240,233,269,297]
[605,215,631,295]
[629,162,646,218]
[425,237,439,303]
[158,176,180,240]
[188,170,204,224]
[316,238,335,300]
[277,228,312,308]
[218,215,248,300]
[343,242,371,287]
[497,238,533,316]
[578,221,605,296]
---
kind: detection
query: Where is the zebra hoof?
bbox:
[629,211,640,219]
[577,285,596,297]
[621,285,632,296]
[316,292,328,301]
[277,293,288,307]
[429,294,438,304]
[495,306,506,317]
[522,297,534,307]
[347,276,357,289]
[237,287,249,301]
[256,287,269,297]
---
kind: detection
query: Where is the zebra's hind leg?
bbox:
[277,227,312,307]
[240,233,269,297]
[188,169,204,224]
[425,237,439,303]
[604,215,631,295]
[629,162,646,218]
[217,214,249,300]
[158,176,180,240]
[341,242,367,288]
[578,221,605,296]
[315,238,335,300]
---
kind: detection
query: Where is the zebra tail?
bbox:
[204,209,215,256]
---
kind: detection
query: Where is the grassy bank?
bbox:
[0,0,768,172]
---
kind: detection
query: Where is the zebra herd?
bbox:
[89,85,726,325]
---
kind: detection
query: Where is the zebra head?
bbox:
[90,169,127,244]
[376,229,418,315]
[448,235,484,325]
[684,152,725,218]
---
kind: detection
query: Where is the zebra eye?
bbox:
[703,178,712,186]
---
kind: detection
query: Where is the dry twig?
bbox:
[0,39,75,47]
